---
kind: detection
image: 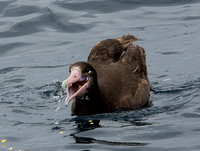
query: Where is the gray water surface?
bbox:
[0,0,200,151]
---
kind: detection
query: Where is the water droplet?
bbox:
[54,94,62,125]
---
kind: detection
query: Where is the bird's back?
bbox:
[87,35,150,112]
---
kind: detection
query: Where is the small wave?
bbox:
[36,80,62,99]
[53,0,200,14]
[11,108,30,115]
[69,103,183,123]
[151,78,200,94]
[0,42,31,55]
[0,67,22,74]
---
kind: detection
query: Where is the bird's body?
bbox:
[62,35,150,115]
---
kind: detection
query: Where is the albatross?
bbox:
[62,35,150,115]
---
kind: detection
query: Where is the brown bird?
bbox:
[62,35,150,115]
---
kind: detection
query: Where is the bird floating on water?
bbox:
[62,35,150,115]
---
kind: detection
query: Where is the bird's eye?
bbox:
[85,67,90,73]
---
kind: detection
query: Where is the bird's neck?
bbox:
[71,83,105,116]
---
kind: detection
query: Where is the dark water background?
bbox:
[1,0,200,151]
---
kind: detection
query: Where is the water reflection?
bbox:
[71,118,149,146]
[73,135,149,146]
[75,118,101,132]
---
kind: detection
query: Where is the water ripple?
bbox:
[54,0,200,13]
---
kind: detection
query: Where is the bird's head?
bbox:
[62,62,97,106]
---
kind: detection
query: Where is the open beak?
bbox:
[62,69,88,106]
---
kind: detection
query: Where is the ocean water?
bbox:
[1,0,200,150]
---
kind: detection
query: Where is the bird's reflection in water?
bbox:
[75,118,101,132]
[70,116,150,146]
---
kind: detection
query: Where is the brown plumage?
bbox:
[62,35,150,115]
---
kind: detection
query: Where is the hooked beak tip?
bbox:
[61,80,67,93]
[65,98,70,107]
